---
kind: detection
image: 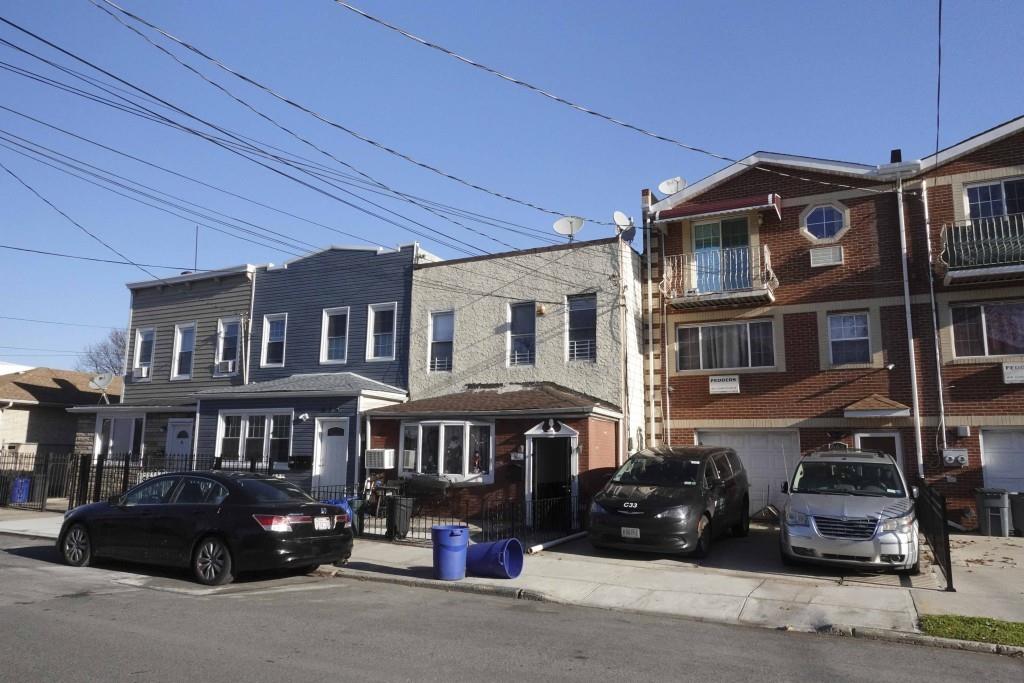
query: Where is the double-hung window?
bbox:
[399,421,493,482]
[952,301,1024,357]
[320,306,349,364]
[567,294,597,361]
[966,178,1024,219]
[509,302,536,366]
[261,313,287,367]
[429,311,454,372]
[367,302,397,361]
[133,327,154,377]
[218,412,294,471]
[828,312,871,365]
[171,322,196,380]
[215,317,240,375]
[677,320,774,371]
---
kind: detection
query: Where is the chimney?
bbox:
[890,148,902,164]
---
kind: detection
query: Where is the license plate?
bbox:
[621,527,640,539]
[314,516,331,531]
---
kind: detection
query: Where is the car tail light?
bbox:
[252,514,313,532]
[334,513,351,528]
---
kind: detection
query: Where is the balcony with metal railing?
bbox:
[658,244,778,309]
[941,213,1024,285]
[567,337,596,362]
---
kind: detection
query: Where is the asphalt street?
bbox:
[0,534,1020,682]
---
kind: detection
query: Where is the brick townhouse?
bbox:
[640,115,1024,526]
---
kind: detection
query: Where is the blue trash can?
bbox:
[431,524,469,581]
[466,538,524,579]
[11,476,30,505]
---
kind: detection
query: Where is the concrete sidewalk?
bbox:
[0,509,62,540]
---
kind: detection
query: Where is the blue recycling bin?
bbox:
[466,538,524,579]
[431,524,469,581]
[11,477,30,505]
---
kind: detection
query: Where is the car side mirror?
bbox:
[781,481,789,494]
[911,486,919,499]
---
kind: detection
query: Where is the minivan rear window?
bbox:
[611,454,701,487]
[237,479,316,503]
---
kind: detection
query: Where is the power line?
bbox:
[331,1,890,197]
[0,345,86,353]
[1,243,204,270]
[0,315,120,329]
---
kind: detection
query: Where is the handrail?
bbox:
[659,244,777,299]
[941,213,1024,269]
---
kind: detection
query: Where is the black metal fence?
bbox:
[916,480,954,592]
[0,452,79,512]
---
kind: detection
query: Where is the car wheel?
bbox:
[898,560,921,576]
[732,501,750,538]
[193,536,234,586]
[62,523,92,567]
[692,515,712,559]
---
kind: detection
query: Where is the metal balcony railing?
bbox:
[568,337,596,362]
[941,213,1024,270]
[659,244,778,301]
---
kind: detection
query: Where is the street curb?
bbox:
[0,529,59,542]
[822,625,1024,658]
[315,566,546,602]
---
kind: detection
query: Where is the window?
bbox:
[218,412,293,470]
[133,328,154,372]
[801,204,848,241]
[171,323,196,380]
[828,312,871,365]
[123,477,178,506]
[967,178,1024,219]
[509,302,536,366]
[952,301,1024,357]
[367,303,397,361]
[215,317,240,374]
[173,477,229,505]
[261,313,287,367]
[676,320,774,371]
[97,416,144,459]
[429,311,454,372]
[567,294,597,362]
[400,422,493,482]
[320,307,349,364]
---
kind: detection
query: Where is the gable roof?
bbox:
[916,114,1024,174]
[0,367,123,406]
[195,372,405,397]
[367,382,620,417]
[843,393,911,418]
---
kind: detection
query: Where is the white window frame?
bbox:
[676,319,776,372]
[951,301,1024,358]
[428,310,455,373]
[133,327,155,377]
[170,321,197,381]
[566,293,598,363]
[827,311,871,366]
[366,302,398,362]
[799,202,850,243]
[397,420,495,484]
[508,301,537,367]
[214,409,294,471]
[963,176,1024,220]
[214,316,241,376]
[93,413,146,462]
[260,313,288,368]
[319,306,350,365]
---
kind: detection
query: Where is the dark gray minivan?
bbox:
[587,446,750,558]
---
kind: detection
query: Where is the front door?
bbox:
[532,438,572,499]
[855,432,904,469]
[313,418,349,489]
[165,419,193,463]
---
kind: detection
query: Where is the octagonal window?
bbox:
[804,205,846,240]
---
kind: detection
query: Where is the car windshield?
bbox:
[611,454,701,487]
[237,479,316,503]
[791,461,906,497]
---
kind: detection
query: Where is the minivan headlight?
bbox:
[880,511,915,533]
[654,506,688,520]
[785,508,809,527]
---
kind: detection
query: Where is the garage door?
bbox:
[697,430,801,514]
[982,430,1024,491]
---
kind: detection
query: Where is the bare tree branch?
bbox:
[76,328,128,376]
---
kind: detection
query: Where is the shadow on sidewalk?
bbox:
[344,560,435,580]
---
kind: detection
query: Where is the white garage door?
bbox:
[697,430,801,513]
[982,430,1024,491]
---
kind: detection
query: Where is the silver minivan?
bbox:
[779,448,919,574]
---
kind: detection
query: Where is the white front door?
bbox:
[697,430,801,513]
[314,417,349,489]
[982,429,1024,491]
[165,419,193,458]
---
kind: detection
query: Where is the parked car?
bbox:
[779,448,919,574]
[587,446,750,558]
[58,472,353,585]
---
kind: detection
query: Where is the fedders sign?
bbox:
[709,375,740,394]
[1003,362,1024,384]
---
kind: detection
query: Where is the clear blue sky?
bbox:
[2,0,1023,369]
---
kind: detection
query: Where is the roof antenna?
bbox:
[553,216,584,243]
[88,373,114,405]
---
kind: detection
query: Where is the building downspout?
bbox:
[617,238,629,465]
[642,190,657,447]
[658,228,672,446]
[896,177,926,479]
[244,270,256,386]
[921,179,949,451]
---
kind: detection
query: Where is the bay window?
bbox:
[217,412,294,470]
[952,301,1024,357]
[677,320,775,371]
[400,421,494,483]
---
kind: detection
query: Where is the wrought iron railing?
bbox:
[429,355,452,372]
[509,347,535,366]
[941,213,1024,269]
[916,480,954,592]
[568,338,596,362]
[659,244,778,300]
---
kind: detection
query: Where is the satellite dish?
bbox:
[612,211,633,230]
[658,176,686,196]
[553,216,585,242]
[89,373,114,390]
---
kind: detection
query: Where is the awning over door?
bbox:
[654,194,782,223]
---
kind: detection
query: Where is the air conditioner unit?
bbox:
[215,360,236,374]
[942,448,969,467]
[809,245,844,268]
[365,448,395,470]
[402,449,417,470]
[132,366,150,380]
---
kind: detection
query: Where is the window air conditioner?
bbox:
[365,448,396,470]
[216,360,236,374]
[132,366,150,380]
[809,245,844,267]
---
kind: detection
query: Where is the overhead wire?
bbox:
[0,315,121,329]
[1,243,207,270]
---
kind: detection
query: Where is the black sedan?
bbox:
[58,472,353,585]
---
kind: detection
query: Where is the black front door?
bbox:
[533,438,571,500]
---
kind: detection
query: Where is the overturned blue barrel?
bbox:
[466,538,524,579]
[431,524,469,581]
